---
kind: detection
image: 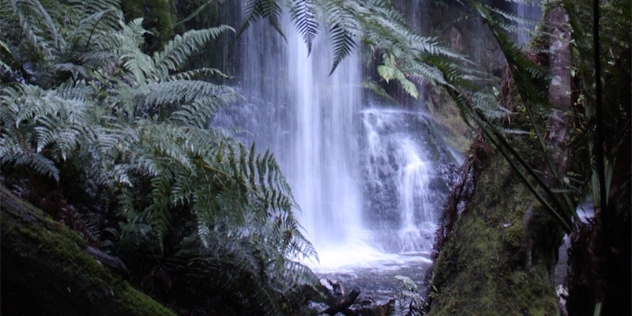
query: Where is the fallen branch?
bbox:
[318,289,361,315]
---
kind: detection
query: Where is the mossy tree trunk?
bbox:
[0,185,176,316]
[426,7,574,316]
[427,144,563,315]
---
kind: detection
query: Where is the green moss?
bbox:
[429,148,562,316]
[1,187,176,316]
[115,284,176,316]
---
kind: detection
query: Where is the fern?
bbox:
[290,0,319,53]
[394,275,424,316]
[240,0,286,41]
[378,53,419,98]
[0,39,11,70]
[1,2,320,314]
[152,25,234,79]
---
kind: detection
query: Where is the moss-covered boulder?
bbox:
[0,185,175,316]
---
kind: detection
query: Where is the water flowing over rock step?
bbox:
[226,0,459,260]
[307,254,433,315]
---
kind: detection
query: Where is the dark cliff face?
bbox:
[393,0,509,79]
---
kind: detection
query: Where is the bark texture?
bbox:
[0,185,175,316]
[545,6,572,177]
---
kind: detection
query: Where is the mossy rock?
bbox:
[0,185,176,316]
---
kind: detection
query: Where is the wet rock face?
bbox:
[360,110,457,245]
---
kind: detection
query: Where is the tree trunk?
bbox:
[426,7,574,316]
[427,145,562,315]
[0,185,175,316]
[545,6,572,180]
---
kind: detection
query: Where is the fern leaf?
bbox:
[0,39,12,70]
[169,67,230,81]
[290,0,318,53]
[323,2,358,75]
[239,0,286,41]
[69,9,122,48]
[153,26,234,79]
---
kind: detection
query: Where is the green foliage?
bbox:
[426,0,629,314]
[240,0,286,40]
[239,0,459,78]
[394,275,425,316]
[290,0,319,53]
[0,1,319,315]
[120,0,176,52]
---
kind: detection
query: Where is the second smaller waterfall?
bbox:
[361,108,452,254]
[397,138,435,252]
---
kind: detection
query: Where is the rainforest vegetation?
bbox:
[1,0,629,315]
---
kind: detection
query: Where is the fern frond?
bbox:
[15,0,65,50]
[290,0,319,54]
[0,39,12,70]
[135,80,236,120]
[322,1,359,75]
[378,53,419,98]
[69,9,122,49]
[10,1,52,65]
[147,172,174,250]
[67,0,120,15]
[169,67,229,81]
[472,91,511,119]
[153,25,234,79]
[239,0,286,41]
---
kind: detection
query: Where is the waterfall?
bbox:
[285,18,364,253]
[361,109,444,254]
[232,8,365,257]
[510,1,542,46]
[225,2,456,270]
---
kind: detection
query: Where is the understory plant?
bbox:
[0,0,319,315]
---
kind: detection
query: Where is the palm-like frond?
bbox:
[319,0,361,75]
[1,2,320,314]
[239,0,286,40]
[290,0,319,53]
[152,25,234,79]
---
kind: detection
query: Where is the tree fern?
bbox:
[240,0,286,40]
[152,25,234,79]
[1,2,320,314]
[290,0,319,53]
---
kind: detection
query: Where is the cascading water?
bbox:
[361,109,448,255]
[285,22,364,255]
[510,1,542,46]
[229,7,369,268]
[223,1,456,273]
